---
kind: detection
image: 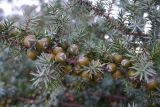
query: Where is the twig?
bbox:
[16,96,34,104]
[59,102,85,107]
[80,0,148,37]
[59,92,128,107]
[87,92,128,102]
[0,35,27,50]
[24,18,32,32]
[107,0,116,17]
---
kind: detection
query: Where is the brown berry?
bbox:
[35,37,51,51]
[6,98,12,104]
[112,53,122,64]
[43,53,55,62]
[81,71,90,80]
[35,40,45,51]
[23,35,36,48]
[146,79,158,91]
[27,49,37,60]
[53,47,63,55]
[77,56,89,66]
[68,44,79,54]
[74,65,81,75]
[41,37,51,47]
[121,59,131,68]
[55,52,66,62]
[0,100,5,105]
[64,65,72,74]
[128,69,137,79]
[9,28,20,37]
[112,70,122,79]
[106,63,116,73]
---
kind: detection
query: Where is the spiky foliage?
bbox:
[31,53,64,88]
[82,60,103,78]
[0,0,160,107]
[129,53,157,82]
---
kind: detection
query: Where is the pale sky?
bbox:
[0,0,45,16]
[0,0,119,18]
[0,0,151,33]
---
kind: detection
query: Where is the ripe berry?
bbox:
[23,35,36,48]
[6,98,12,104]
[68,44,79,55]
[9,28,20,37]
[55,52,67,62]
[106,63,116,73]
[74,65,81,75]
[42,37,51,46]
[77,56,89,66]
[64,65,72,74]
[121,59,131,68]
[146,79,158,91]
[112,53,122,64]
[0,100,5,106]
[36,37,51,51]
[81,71,90,80]
[53,47,63,55]
[27,49,37,60]
[43,53,55,62]
[128,69,137,79]
[112,70,122,79]
[35,40,45,51]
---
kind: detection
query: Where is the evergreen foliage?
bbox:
[0,0,160,107]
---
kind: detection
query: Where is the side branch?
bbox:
[80,0,148,37]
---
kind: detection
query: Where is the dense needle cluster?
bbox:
[0,0,160,107]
